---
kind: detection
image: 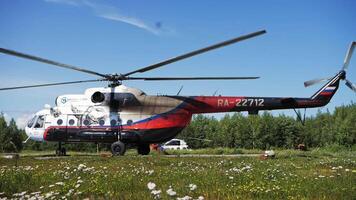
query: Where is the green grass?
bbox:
[165,148,262,155]
[0,150,355,199]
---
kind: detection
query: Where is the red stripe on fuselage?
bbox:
[125,109,192,130]
[320,91,333,95]
[43,108,192,141]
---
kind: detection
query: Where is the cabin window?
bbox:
[27,116,36,128]
[34,115,45,128]
[99,120,105,126]
[69,119,75,126]
[83,119,90,126]
[57,119,63,125]
[110,119,117,126]
[127,119,133,126]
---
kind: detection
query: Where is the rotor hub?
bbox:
[339,70,346,80]
[107,73,126,87]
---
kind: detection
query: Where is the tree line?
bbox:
[179,103,356,149]
[0,103,355,152]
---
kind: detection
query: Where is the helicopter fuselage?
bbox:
[25,73,341,145]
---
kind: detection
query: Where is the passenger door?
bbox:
[32,115,45,140]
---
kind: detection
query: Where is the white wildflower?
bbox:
[177,196,192,200]
[45,192,53,198]
[19,191,26,196]
[30,192,41,195]
[78,164,86,170]
[55,182,64,186]
[48,184,55,188]
[243,165,252,171]
[77,179,83,184]
[151,190,161,195]
[147,182,156,190]
[166,188,176,196]
[197,196,204,200]
[189,184,197,191]
[75,184,81,188]
[66,189,74,196]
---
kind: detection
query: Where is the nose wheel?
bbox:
[111,141,126,156]
[55,142,66,156]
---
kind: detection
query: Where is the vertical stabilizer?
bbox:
[310,71,344,103]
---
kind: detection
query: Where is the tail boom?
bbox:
[177,72,343,114]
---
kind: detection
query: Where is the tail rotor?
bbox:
[345,79,356,92]
[342,41,356,71]
[304,41,356,93]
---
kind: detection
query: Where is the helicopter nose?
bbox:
[25,126,32,138]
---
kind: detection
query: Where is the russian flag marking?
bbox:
[323,86,336,92]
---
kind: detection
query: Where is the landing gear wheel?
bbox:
[111,141,126,156]
[55,142,66,156]
[61,147,66,156]
[137,144,150,155]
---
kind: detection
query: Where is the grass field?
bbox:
[0,149,355,200]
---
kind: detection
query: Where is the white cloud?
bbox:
[45,0,162,35]
[1,111,34,129]
[98,13,160,35]
[16,113,34,129]
[2,112,11,125]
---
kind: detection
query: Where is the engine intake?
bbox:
[91,91,105,103]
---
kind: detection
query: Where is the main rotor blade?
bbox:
[345,79,356,92]
[304,77,330,87]
[342,41,356,71]
[127,76,259,81]
[0,48,109,78]
[0,79,106,91]
[123,30,267,76]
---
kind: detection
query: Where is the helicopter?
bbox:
[0,30,355,156]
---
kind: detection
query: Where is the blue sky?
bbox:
[0,0,355,127]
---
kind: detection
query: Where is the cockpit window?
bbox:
[34,115,45,128]
[27,116,36,128]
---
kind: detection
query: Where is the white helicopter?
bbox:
[1,30,355,156]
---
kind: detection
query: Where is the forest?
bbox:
[0,103,355,153]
